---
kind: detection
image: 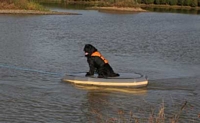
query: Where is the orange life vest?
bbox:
[91,51,108,63]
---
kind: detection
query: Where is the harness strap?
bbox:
[91,51,108,63]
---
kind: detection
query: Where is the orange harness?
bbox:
[91,51,108,63]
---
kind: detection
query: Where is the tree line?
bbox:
[33,0,200,7]
[6,0,199,7]
[137,0,200,7]
[0,0,47,10]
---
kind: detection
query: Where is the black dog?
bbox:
[83,44,119,78]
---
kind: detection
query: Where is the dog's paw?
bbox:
[115,73,120,77]
[85,72,92,77]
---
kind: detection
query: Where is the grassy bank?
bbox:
[31,0,200,10]
[0,0,48,11]
[89,6,147,12]
[138,4,200,10]
[0,0,81,15]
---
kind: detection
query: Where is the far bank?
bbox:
[0,0,80,15]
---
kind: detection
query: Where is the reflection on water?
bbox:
[74,84,148,94]
[82,88,196,123]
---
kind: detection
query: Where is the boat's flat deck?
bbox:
[62,73,148,88]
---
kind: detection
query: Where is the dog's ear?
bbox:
[84,44,97,55]
[84,44,91,52]
[85,44,93,49]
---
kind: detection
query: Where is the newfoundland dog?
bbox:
[83,44,120,78]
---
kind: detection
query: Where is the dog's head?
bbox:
[83,44,97,56]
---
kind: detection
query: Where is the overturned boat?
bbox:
[62,72,148,88]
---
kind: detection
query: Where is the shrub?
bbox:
[160,0,167,4]
[169,0,178,5]
[155,0,160,4]
[190,0,198,7]
[143,0,154,4]
[183,0,191,6]
[178,0,184,5]
[136,0,143,4]
[0,0,48,11]
[13,0,28,9]
[27,1,48,11]
[165,0,170,4]
[198,0,200,6]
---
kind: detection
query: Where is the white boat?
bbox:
[62,72,148,88]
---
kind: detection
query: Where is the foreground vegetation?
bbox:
[0,0,48,11]
[87,99,198,123]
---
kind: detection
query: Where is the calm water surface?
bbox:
[0,6,200,122]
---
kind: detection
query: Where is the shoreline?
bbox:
[88,6,147,12]
[1,5,199,15]
[0,7,147,15]
[88,4,200,12]
[138,4,200,10]
[0,9,81,15]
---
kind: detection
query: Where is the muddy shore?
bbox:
[88,7,147,12]
[0,10,81,15]
[0,7,146,15]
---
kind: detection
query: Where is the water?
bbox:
[0,6,200,122]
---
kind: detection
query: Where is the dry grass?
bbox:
[90,6,146,12]
[0,1,18,9]
[0,0,48,11]
[85,99,194,123]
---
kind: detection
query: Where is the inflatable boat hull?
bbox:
[62,73,148,88]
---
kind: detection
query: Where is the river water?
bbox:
[0,5,200,123]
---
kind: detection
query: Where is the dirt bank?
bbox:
[0,10,81,15]
[88,6,147,12]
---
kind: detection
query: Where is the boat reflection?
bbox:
[80,85,148,122]
[74,84,147,94]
